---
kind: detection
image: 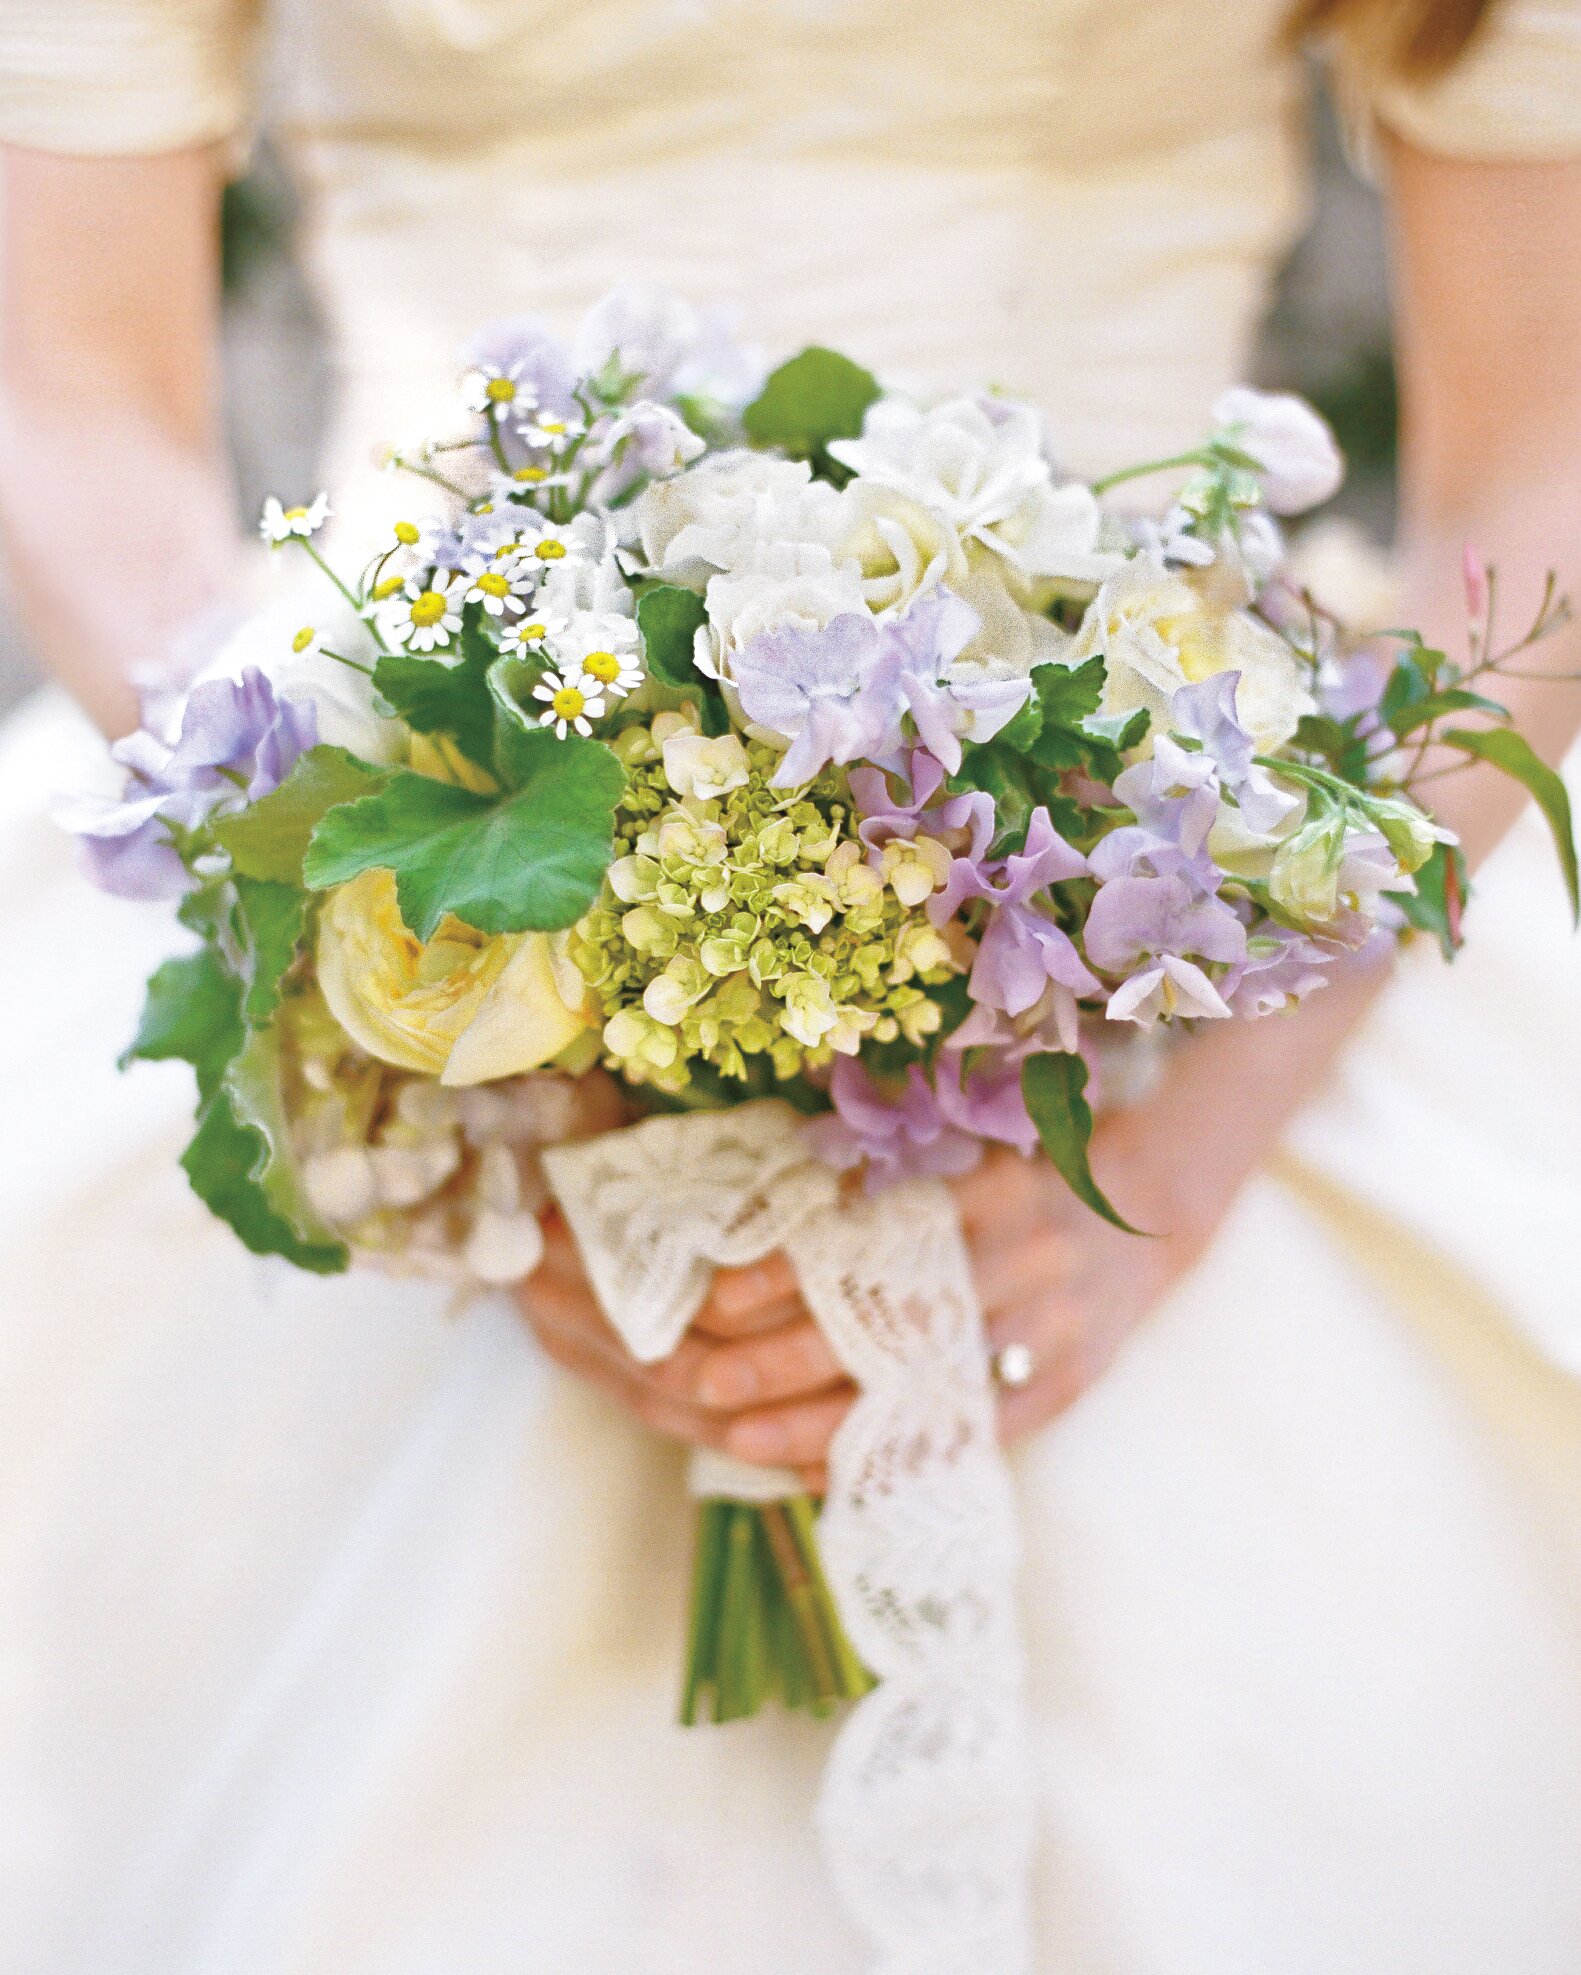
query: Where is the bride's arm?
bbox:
[582,138,1581,1478]
[0,143,236,735]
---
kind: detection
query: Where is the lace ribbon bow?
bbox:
[542,1100,1035,1975]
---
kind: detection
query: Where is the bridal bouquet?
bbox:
[68,286,1576,1960]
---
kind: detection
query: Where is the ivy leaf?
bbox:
[1385,688,1510,740]
[120,946,245,1100]
[214,745,387,884]
[1389,840,1469,961]
[637,583,709,688]
[742,347,880,461]
[373,604,498,769]
[303,737,625,938]
[1442,726,1579,923]
[232,877,307,1026]
[182,1027,348,1274]
[1021,1051,1147,1235]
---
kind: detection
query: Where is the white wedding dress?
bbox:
[4,3,1581,1970]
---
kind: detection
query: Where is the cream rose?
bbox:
[1071,558,1314,752]
[317,868,596,1086]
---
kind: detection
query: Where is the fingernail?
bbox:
[725,1417,784,1464]
[713,1269,762,1316]
[698,1359,760,1408]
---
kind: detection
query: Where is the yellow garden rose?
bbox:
[316,868,596,1086]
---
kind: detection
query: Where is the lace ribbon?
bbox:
[542,1100,1035,1975]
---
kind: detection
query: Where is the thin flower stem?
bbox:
[1091,449,1210,496]
[485,406,512,476]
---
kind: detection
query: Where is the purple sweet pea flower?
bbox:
[733,612,905,787]
[931,808,1100,1025]
[1090,734,1222,892]
[850,748,995,865]
[585,400,706,506]
[59,668,316,900]
[1170,673,1299,835]
[880,590,1029,775]
[1222,926,1335,1018]
[1084,873,1247,1026]
[804,1057,983,1193]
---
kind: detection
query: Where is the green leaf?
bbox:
[1021,1051,1146,1235]
[213,745,387,884]
[232,877,307,1026]
[120,946,245,1100]
[637,584,710,688]
[373,603,498,769]
[182,1027,348,1273]
[742,346,880,460]
[1378,650,1436,731]
[1386,688,1510,740]
[303,737,625,939]
[1026,655,1108,731]
[1389,840,1468,961]
[1018,657,1132,781]
[1442,726,1579,923]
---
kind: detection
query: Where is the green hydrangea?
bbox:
[572,712,959,1094]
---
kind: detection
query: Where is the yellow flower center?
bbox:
[409,590,448,628]
[475,570,510,597]
[284,505,308,522]
[581,649,621,684]
[372,575,405,601]
[534,539,567,561]
[512,466,548,483]
[474,502,495,515]
[393,520,420,545]
[485,377,517,404]
[292,625,316,653]
[518,622,548,642]
[551,685,587,719]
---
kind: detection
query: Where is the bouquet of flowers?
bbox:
[68,287,1576,1964]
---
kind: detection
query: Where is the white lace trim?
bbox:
[542,1101,1034,1975]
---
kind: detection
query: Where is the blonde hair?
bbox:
[1285,0,1499,78]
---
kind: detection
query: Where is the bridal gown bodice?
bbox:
[4,4,1581,1974]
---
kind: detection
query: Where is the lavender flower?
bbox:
[585,401,706,506]
[1085,873,1247,1026]
[732,612,903,787]
[804,1057,982,1192]
[1223,927,1335,1018]
[60,669,316,899]
[850,748,994,865]
[931,808,1099,1023]
[1170,673,1299,835]
[882,591,1029,775]
[461,317,580,426]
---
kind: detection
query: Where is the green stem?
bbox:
[759,1500,840,1703]
[1091,448,1211,496]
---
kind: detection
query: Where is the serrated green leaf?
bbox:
[121,946,245,1099]
[742,346,880,460]
[213,745,387,884]
[637,584,709,688]
[303,737,625,939]
[373,603,498,769]
[1021,1051,1147,1235]
[1442,726,1579,923]
[1386,688,1510,739]
[182,1028,347,1273]
[232,877,307,1026]
[1389,840,1468,961]
[992,691,1044,754]
[1028,655,1108,729]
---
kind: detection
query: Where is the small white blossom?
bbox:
[499,606,570,657]
[464,560,533,619]
[661,730,750,801]
[519,410,585,452]
[389,569,465,653]
[259,491,330,545]
[533,669,606,738]
[462,360,537,421]
[1211,387,1344,516]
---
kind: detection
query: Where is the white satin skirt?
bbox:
[5,688,1581,1975]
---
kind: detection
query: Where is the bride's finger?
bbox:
[692,1254,802,1337]
[691,1317,846,1410]
[722,1386,856,1468]
[533,1311,729,1450]
[971,1225,1080,1313]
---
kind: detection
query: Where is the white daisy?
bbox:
[259,491,331,545]
[489,463,558,502]
[559,613,644,699]
[390,569,465,652]
[518,411,585,453]
[518,519,587,572]
[461,361,538,421]
[500,607,570,658]
[464,558,535,619]
[532,669,606,739]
